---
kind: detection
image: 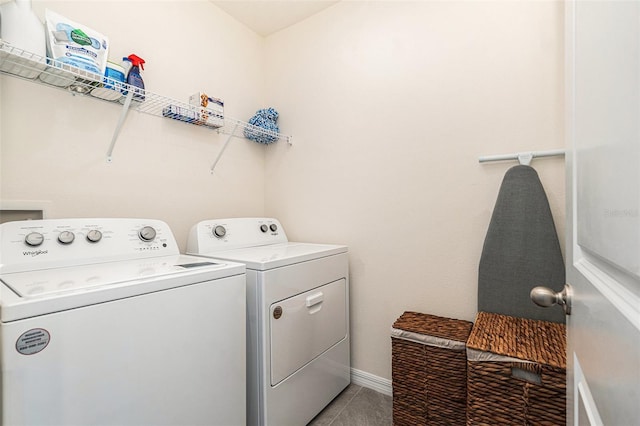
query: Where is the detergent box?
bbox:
[189,92,224,128]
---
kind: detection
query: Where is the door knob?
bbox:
[530,284,572,315]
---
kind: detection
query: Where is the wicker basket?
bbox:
[391,311,474,425]
[466,312,566,426]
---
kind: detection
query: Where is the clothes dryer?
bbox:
[187,218,350,426]
[0,218,246,426]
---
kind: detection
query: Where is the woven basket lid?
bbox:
[393,311,473,343]
[466,312,566,368]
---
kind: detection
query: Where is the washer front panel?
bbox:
[0,274,247,425]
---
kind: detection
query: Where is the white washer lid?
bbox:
[0,255,245,322]
[197,242,347,270]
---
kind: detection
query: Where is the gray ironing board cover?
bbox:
[479,165,565,323]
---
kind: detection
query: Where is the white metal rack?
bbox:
[0,41,291,170]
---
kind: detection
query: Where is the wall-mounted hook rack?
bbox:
[479,149,565,165]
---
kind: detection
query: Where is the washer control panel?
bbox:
[0,218,179,274]
[187,218,288,253]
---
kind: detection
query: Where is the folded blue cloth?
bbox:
[244,107,279,144]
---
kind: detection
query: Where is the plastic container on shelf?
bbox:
[91,61,125,101]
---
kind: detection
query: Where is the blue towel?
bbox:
[244,107,279,144]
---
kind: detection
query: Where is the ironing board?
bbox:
[478,165,565,323]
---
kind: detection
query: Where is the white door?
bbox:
[565,0,640,424]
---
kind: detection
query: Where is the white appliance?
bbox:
[0,218,246,426]
[187,218,350,426]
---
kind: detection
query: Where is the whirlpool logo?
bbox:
[23,250,48,257]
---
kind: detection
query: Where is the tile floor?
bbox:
[307,384,393,426]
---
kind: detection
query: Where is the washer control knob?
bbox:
[58,231,75,245]
[138,226,157,242]
[270,224,278,232]
[25,232,44,247]
[260,224,269,233]
[213,225,226,238]
[86,230,102,243]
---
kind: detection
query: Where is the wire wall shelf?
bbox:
[0,41,291,169]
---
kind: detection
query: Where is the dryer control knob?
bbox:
[58,231,75,245]
[269,224,278,232]
[213,225,226,238]
[260,224,268,233]
[25,232,44,247]
[86,230,102,243]
[138,226,157,242]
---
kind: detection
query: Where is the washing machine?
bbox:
[0,218,246,426]
[187,218,350,426]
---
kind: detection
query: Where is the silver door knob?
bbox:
[530,284,572,315]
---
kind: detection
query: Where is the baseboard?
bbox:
[350,368,392,396]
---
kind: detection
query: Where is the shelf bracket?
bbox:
[210,122,240,173]
[106,90,134,163]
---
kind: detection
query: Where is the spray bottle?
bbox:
[124,54,145,101]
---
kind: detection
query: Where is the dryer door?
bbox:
[269,278,347,386]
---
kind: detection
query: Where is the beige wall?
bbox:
[1,1,266,248]
[263,1,565,380]
[1,0,566,384]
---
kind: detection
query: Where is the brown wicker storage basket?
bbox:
[466,312,566,426]
[391,311,474,426]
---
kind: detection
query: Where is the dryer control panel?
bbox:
[0,218,179,274]
[187,218,288,253]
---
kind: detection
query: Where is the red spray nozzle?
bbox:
[127,54,145,70]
